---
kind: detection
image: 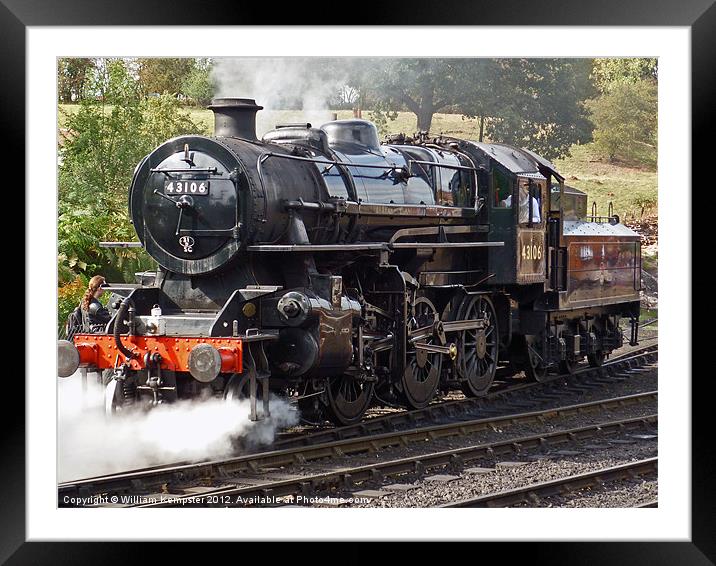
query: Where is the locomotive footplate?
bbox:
[59,333,279,421]
[66,334,244,375]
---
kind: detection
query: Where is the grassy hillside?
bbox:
[553,144,657,220]
[58,104,657,219]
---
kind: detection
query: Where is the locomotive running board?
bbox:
[391,242,503,249]
[247,243,387,252]
[247,242,504,252]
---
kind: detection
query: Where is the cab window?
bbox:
[516,178,544,225]
[493,167,513,209]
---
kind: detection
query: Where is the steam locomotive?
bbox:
[58,98,642,425]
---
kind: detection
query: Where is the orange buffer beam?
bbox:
[72,334,243,374]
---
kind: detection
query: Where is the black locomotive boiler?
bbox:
[57,98,642,425]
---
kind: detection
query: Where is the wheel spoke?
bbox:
[402,297,442,408]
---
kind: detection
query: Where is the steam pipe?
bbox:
[114,299,136,359]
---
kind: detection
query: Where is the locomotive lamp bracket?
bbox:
[181,143,196,167]
[150,167,219,176]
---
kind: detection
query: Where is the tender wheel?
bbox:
[587,318,608,367]
[401,297,442,409]
[588,351,606,367]
[325,375,374,426]
[524,335,550,382]
[457,295,498,397]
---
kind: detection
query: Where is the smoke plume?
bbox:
[58,372,298,482]
[211,57,350,136]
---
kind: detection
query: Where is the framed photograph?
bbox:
[7,0,706,559]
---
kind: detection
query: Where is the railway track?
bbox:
[272,341,657,449]
[132,416,657,508]
[439,457,658,508]
[58,342,657,507]
[59,388,657,506]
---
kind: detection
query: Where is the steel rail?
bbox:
[275,342,658,449]
[134,415,657,508]
[59,396,657,505]
[58,343,658,500]
[439,457,658,508]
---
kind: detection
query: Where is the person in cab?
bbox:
[499,180,541,223]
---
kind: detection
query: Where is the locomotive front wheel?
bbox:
[401,297,442,409]
[224,373,251,402]
[457,295,498,397]
[104,377,124,416]
[325,375,374,426]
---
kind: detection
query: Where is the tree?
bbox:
[360,59,481,132]
[58,58,95,102]
[136,58,196,97]
[587,79,657,167]
[469,59,595,160]
[586,58,658,167]
[591,58,657,93]
[182,59,215,106]
[354,58,594,159]
[58,59,207,290]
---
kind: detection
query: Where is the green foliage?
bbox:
[58,59,208,284]
[463,59,595,160]
[58,58,95,103]
[355,58,594,160]
[368,100,399,137]
[136,58,196,97]
[182,59,215,106]
[587,80,657,167]
[57,276,87,336]
[592,58,657,93]
[358,59,479,132]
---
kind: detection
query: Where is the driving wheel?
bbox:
[457,295,498,397]
[325,374,374,426]
[401,297,442,409]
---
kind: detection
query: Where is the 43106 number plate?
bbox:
[164,180,210,195]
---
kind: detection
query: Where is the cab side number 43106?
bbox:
[522,243,542,261]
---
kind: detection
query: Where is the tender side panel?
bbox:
[564,239,641,307]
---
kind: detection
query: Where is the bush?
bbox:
[58,59,208,285]
[587,80,657,168]
[58,276,87,336]
[182,62,215,106]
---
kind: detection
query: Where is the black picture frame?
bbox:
[6,0,706,561]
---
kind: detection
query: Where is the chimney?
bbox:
[208,98,263,140]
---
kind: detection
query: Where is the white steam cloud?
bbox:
[58,372,298,483]
[211,57,350,137]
